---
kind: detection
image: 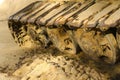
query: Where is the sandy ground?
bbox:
[0,0,38,79]
[0,21,25,69]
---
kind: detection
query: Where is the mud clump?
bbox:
[10,47,116,80]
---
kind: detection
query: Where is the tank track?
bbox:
[8,0,120,64]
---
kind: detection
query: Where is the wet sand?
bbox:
[0,0,38,79]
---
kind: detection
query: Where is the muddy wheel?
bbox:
[74,28,118,64]
[74,29,103,60]
[27,24,50,48]
[98,33,118,64]
[47,27,78,54]
[8,21,34,48]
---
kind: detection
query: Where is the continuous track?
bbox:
[8,0,120,64]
